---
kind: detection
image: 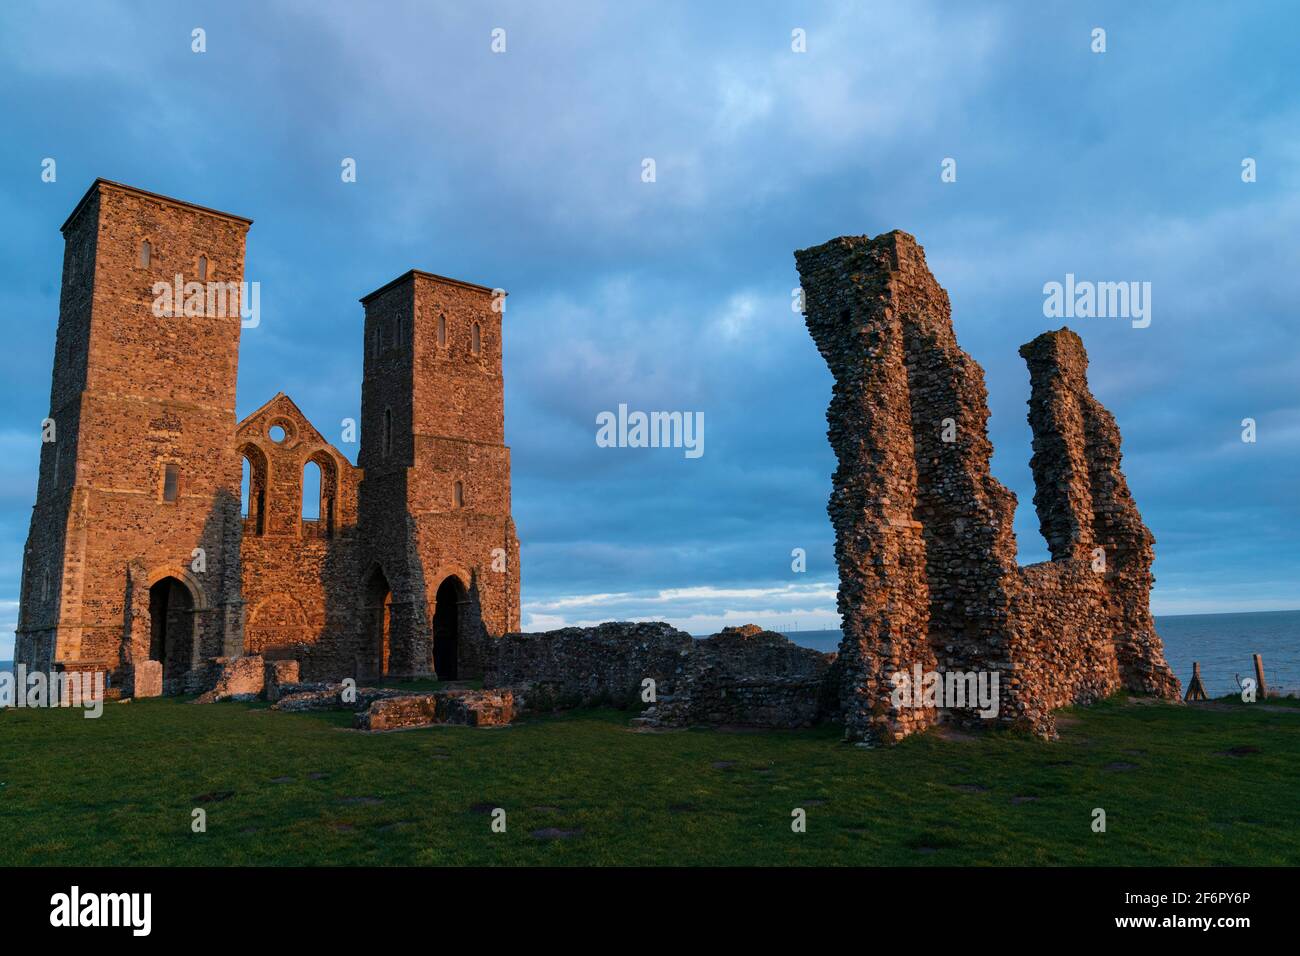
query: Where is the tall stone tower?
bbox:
[14,179,249,692]
[356,270,520,680]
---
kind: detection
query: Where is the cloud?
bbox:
[0,0,1296,653]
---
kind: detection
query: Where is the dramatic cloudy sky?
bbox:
[2,1,1297,655]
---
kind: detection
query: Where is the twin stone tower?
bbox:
[14,178,1176,743]
[15,179,520,696]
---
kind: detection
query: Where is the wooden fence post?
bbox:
[1184,661,1209,702]
[1253,653,1268,699]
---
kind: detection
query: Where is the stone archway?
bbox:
[432,575,466,680]
[148,575,197,694]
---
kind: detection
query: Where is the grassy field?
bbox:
[1,692,1297,866]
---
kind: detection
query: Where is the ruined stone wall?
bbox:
[795,231,1179,743]
[1019,329,1180,700]
[485,623,834,728]
[487,622,695,705]
[235,394,364,682]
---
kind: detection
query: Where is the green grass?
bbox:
[1,693,1297,865]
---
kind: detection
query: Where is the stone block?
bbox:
[132,660,163,699]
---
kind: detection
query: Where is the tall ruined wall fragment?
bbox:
[795,231,1179,744]
[1020,330,1179,700]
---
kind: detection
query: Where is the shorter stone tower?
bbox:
[357,270,521,680]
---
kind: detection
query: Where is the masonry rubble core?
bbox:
[794,230,1180,743]
[13,185,1178,742]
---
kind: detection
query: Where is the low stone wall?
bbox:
[357,689,515,731]
[486,622,835,729]
[487,621,695,707]
[653,676,829,729]
[272,684,409,712]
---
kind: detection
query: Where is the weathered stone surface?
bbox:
[131,660,162,698]
[263,659,300,702]
[487,622,835,729]
[487,621,695,708]
[13,179,521,699]
[794,230,1180,744]
[1019,329,1180,701]
[271,684,410,712]
[356,689,516,730]
[192,655,265,703]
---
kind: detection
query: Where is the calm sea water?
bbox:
[4,610,1296,698]
[778,609,1300,698]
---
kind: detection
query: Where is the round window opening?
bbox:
[269,424,288,443]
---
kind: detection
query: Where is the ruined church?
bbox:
[14,179,521,695]
[13,180,1178,743]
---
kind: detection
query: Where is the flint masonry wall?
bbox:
[795,231,1179,743]
[485,622,835,728]
[1019,330,1181,702]
[235,394,364,682]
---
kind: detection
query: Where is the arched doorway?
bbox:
[148,576,196,693]
[363,568,392,679]
[432,576,465,680]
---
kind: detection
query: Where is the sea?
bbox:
[2,609,1297,699]
[777,609,1300,699]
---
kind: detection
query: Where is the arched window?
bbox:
[197,255,208,280]
[139,240,151,268]
[382,408,393,458]
[453,480,464,508]
[472,322,482,354]
[306,453,338,535]
[302,459,321,520]
[437,314,447,347]
[240,444,268,535]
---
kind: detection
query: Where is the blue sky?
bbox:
[2,1,1298,656]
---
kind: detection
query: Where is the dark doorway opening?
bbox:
[432,576,464,680]
[364,568,392,679]
[148,576,195,693]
